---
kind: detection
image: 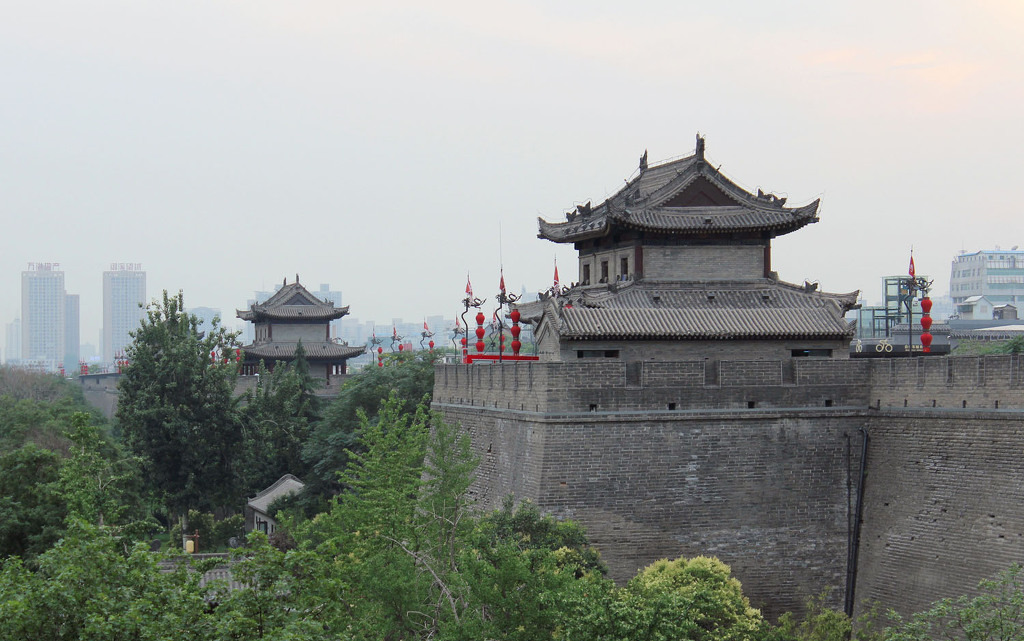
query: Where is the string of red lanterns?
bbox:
[920,297,933,353]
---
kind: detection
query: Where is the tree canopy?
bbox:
[116,290,243,517]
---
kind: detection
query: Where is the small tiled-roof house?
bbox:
[521,135,858,362]
[237,277,364,385]
[246,474,305,534]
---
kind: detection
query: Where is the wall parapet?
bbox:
[434,355,1024,413]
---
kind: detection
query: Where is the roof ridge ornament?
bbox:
[695,132,705,161]
[639,149,648,174]
[756,188,788,208]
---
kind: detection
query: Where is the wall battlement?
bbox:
[436,355,1024,413]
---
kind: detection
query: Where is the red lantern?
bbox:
[510,325,521,338]
[512,339,521,354]
[476,340,485,352]
[921,332,933,348]
[475,312,485,325]
[429,340,434,350]
[920,316,932,331]
[510,309,521,323]
[921,297,933,314]
[460,337,467,346]
[378,347,383,354]
[475,327,485,339]
[398,344,404,352]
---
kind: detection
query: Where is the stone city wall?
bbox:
[434,355,1024,619]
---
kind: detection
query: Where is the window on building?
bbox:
[582,264,591,285]
[576,350,620,358]
[620,257,629,280]
[600,261,609,283]
[791,348,833,358]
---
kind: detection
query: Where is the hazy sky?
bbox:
[3,1,1023,344]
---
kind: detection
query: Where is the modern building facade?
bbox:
[102,264,146,364]
[950,248,1024,309]
[21,263,66,370]
[64,294,79,372]
[187,306,222,331]
[4,318,21,365]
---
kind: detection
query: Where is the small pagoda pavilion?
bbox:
[520,134,858,362]
[237,277,364,385]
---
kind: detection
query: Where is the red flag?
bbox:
[392,325,398,338]
[553,262,560,289]
[909,253,916,278]
[465,274,473,297]
[423,320,429,331]
[499,269,506,294]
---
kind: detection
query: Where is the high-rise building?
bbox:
[4,318,20,365]
[950,248,1024,307]
[21,263,66,369]
[317,283,344,339]
[103,263,146,363]
[64,293,79,373]
[188,306,222,330]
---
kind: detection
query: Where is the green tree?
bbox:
[0,444,65,559]
[886,564,1024,641]
[0,520,216,641]
[774,590,867,641]
[239,341,322,493]
[59,413,149,531]
[0,390,105,454]
[557,555,770,641]
[454,498,610,641]
[117,290,243,536]
[302,350,437,503]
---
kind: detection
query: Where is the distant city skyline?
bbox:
[3,3,1022,349]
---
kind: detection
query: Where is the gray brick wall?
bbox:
[644,245,764,280]
[433,354,1024,619]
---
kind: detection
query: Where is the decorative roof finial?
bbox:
[296,273,300,284]
[639,149,648,173]
[695,132,705,161]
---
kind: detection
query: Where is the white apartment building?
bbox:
[21,263,66,369]
[103,264,146,363]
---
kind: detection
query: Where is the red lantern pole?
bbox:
[475,311,486,354]
[510,308,522,356]
[920,297,933,353]
[377,346,383,367]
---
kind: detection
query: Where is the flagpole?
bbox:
[908,251,915,355]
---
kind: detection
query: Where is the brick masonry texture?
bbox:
[434,355,1024,619]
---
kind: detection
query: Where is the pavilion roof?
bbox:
[517,280,858,341]
[237,280,349,322]
[242,342,365,361]
[538,140,819,243]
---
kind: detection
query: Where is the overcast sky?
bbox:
[3,1,1023,344]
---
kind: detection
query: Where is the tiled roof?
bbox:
[247,474,304,514]
[237,306,349,321]
[522,280,857,341]
[237,281,349,322]
[538,150,818,243]
[611,202,820,235]
[559,307,851,339]
[243,342,365,360]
